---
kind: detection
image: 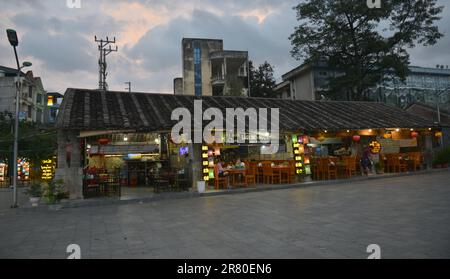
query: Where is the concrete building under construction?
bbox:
[174,38,249,97]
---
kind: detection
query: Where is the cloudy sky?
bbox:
[1,0,449,94]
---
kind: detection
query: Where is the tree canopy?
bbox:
[289,0,443,101]
[0,111,56,175]
[249,61,277,98]
[225,75,245,97]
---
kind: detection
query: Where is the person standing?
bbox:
[361,145,372,176]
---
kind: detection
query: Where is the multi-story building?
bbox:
[275,62,450,111]
[275,59,341,101]
[175,38,249,97]
[44,92,64,124]
[377,66,450,110]
[0,66,46,123]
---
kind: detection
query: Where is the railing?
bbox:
[211,76,225,86]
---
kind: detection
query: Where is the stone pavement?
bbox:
[0,186,29,211]
[0,171,449,259]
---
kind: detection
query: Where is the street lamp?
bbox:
[6,29,32,208]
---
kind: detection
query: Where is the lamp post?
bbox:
[6,29,32,208]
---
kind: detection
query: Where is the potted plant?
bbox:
[375,162,384,174]
[24,182,42,207]
[433,147,450,169]
[42,179,69,210]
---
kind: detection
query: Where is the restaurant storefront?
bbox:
[55,89,440,199]
[196,127,436,191]
[79,131,192,198]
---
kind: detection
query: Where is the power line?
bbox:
[94,36,118,91]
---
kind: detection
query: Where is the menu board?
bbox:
[379,139,400,154]
[398,139,418,148]
[379,138,417,154]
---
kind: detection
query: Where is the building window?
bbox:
[28,86,33,98]
[50,108,57,119]
[47,96,54,106]
[28,106,32,119]
[319,72,328,76]
[193,42,202,96]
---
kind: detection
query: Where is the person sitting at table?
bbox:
[235,158,245,168]
[217,157,228,177]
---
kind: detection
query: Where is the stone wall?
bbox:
[55,130,83,199]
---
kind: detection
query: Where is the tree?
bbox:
[289,0,443,101]
[226,75,245,97]
[0,111,57,179]
[249,61,277,98]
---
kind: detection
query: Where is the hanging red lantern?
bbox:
[98,138,110,145]
[411,131,419,138]
[352,135,361,142]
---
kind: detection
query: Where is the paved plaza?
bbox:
[0,171,449,259]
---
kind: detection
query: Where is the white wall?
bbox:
[290,69,315,101]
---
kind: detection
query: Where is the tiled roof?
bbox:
[405,102,450,126]
[57,88,437,132]
[0,65,25,77]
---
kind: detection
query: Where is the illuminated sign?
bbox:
[41,159,55,180]
[202,145,211,181]
[0,163,6,182]
[292,135,311,177]
[369,141,381,154]
[18,159,30,180]
[126,154,142,160]
[47,96,54,106]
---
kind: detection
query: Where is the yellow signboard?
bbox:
[369,141,381,154]
[41,159,55,180]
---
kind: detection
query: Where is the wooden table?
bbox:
[227,169,246,187]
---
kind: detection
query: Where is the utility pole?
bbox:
[95,36,118,91]
[125,82,131,92]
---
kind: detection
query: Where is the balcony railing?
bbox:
[211,75,225,86]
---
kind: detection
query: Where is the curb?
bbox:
[15,168,450,211]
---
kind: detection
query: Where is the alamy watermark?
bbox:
[367,0,381,9]
[171,100,280,155]
[367,244,381,259]
[66,244,81,259]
